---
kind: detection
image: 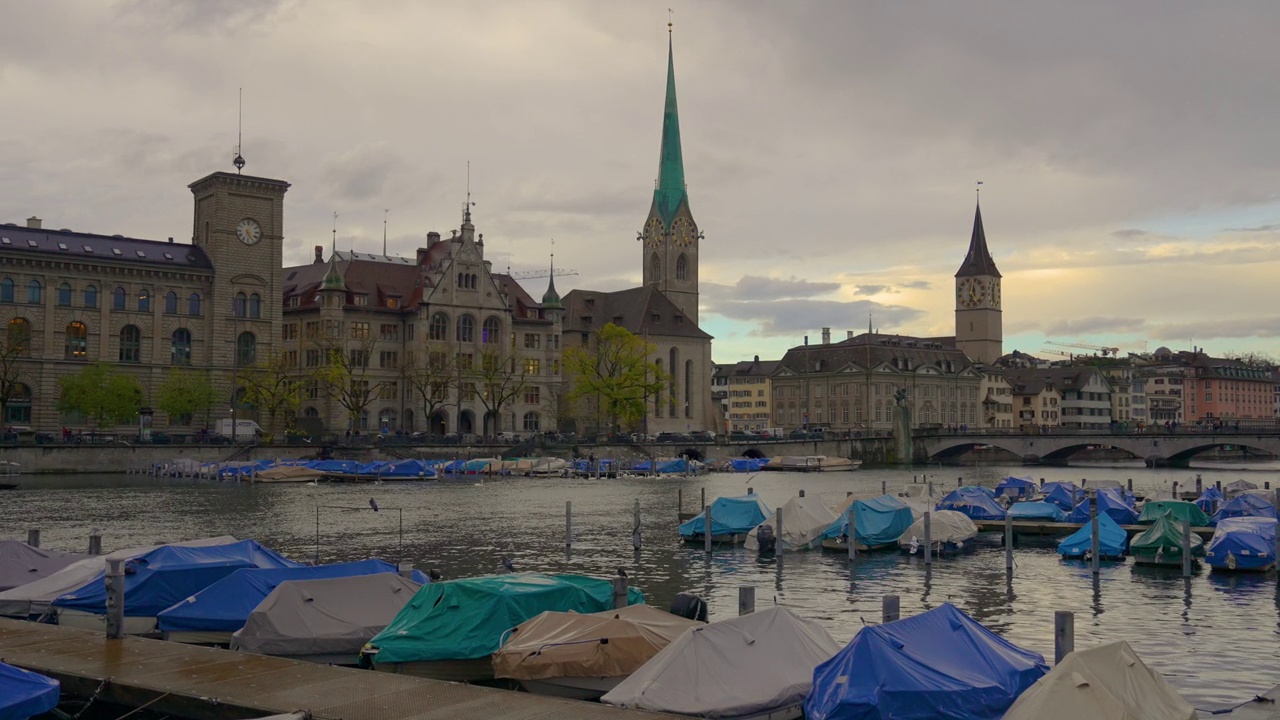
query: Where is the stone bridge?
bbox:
[915,430,1280,468]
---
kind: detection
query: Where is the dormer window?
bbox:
[27,239,38,248]
[83,245,94,253]
[386,296,401,309]
[354,294,368,306]
[112,248,123,256]
[585,298,596,309]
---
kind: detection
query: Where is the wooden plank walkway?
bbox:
[0,618,672,720]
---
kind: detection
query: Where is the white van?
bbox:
[215,419,263,439]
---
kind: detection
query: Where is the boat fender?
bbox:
[670,592,708,623]
[908,537,920,555]
[1227,553,1238,570]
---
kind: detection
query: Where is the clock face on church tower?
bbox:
[957,277,986,308]
[671,217,696,247]
[643,218,664,249]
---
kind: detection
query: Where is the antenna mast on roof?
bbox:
[331,212,337,256]
[233,88,246,174]
[383,209,389,257]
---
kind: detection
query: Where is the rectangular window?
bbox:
[350,322,370,339]
[379,382,398,400]
[354,294,368,306]
[305,321,321,338]
[349,349,370,367]
[305,349,322,367]
[524,333,541,349]
[380,350,399,369]
[523,358,541,375]
[380,324,399,341]
[282,324,297,341]
[524,386,541,404]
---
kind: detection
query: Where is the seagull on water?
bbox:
[369,497,379,512]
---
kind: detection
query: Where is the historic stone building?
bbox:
[279,209,561,437]
[954,200,1003,364]
[0,169,288,430]
[561,29,714,434]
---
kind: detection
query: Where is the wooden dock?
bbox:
[973,519,1217,540]
[0,618,671,720]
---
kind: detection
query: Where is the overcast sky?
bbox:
[4,1,1280,363]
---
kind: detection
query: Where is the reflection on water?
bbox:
[2,463,1279,706]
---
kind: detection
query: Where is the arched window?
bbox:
[649,254,661,283]
[188,293,201,315]
[57,283,72,306]
[482,316,501,344]
[65,321,88,360]
[429,313,449,341]
[685,358,693,417]
[676,254,688,281]
[304,407,320,418]
[470,274,478,289]
[249,293,262,319]
[0,278,13,303]
[379,409,397,431]
[119,325,141,363]
[523,411,541,432]
[234,292,247,318]
[236,331,256,366]
[137,289,151,312]
[171,328,192,366]
[4,382,31,424]
[113,287,126,310]
[27,279,41,305]
[457,273,464,288]
[456,314,475,343]
[7,318,31,356]
[84,285,98,309]
[164,291,178,314]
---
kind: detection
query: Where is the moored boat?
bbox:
[897,510,979,557]
[1206,517,1277,572]
[678,494,771,545]
[1057,512,1128,561]
[745,495,839,552]
[820,495,914,552]
[762,455,860,472]
[1130,514,1204,567]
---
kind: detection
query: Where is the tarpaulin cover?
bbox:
[1130,515,1205,561]
[364,574,644,664]
[1224,479,1259,499]
[995,477,1038,498]
[602,607,840,717]
[1043,482,1083,511]
[1002,641,1195,720]
[53,540,301,617]
[804,603,1048,720]
[1009,501,1068,522]
[632,458,695,474]
[304,459,360,475]
[679,494,771,537]
[1206,517,1277,571]
[493,604,701,681]
[746,495,840,551]
[0,540,85,593]
[1058,513,1128,558]
[897,511,979,550]
[0,661,59,720]
[821,495,915,547]
[726,457,770,472]
[1213,494,1277,524]
[1138,500,1211,527]
[232,573,422,657]
[938,486,1007,521]
[157,559,427,633]
[1068,489,1138,525]
[0,536,238,618]
[1194,486,1224,513]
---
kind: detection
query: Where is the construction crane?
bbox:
[507,268,578,280]
[1046,341,1120,357]
[1039,348,1073,358]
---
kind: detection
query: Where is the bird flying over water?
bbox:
[369,497,379,512]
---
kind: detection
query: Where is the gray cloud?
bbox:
[899,280,931,290]
[1149,318,1280,341]
[707,298,923,338]
[853,284,889,296]
[705,275,842,302]
[1042,317,1148,337]
[1111,228,1150,238]
[1225,223,1280,233]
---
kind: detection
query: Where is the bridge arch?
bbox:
[1040,443,1141,465]
[1164,441,1276,468]
[927,440,1028,463]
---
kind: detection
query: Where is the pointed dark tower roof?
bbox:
[955,200,1001,278]
[651,31,688,228]
[542,254,562,309]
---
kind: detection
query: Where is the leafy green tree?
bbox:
[240,350,304,435]
[156,368,219,428]
[57,363,142,429]
[563,323,666,434]
[312,334,386,431]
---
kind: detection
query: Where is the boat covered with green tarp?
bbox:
[1130,515,1205,566]
[1137,500,1212,527]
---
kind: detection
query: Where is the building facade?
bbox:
[717,356,778,433]
[979,370,1015,428]
[1005,373,1062,428]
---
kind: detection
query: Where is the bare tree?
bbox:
[401,350,459,436]
[468,347,530,435]
[0,320,30,425]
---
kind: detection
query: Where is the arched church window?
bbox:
[676,254,687,281]
[649,254,661,284]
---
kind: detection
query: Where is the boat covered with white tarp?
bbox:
[745,496,840,552]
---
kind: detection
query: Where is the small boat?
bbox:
[1212,494,1277,523]
[1058,513,1128,561]
[1009,501,1068,523]
[1068,488,1139,525]
[820,495,914,552]
[762,455,860,472]
[1137,500,1211,527]
[897,510,979,556]
[0,660,59,720]
[937,486,1008,521]
[0,483,17,490]
[995,476,1038,500]
[1042,481,1084,512]
[493,604,700,700]
[1206,517,1277,573]
[679,494,772,545]
[252,465,327,483]
[1130,514,1204,567]
[0,540,85,593]
[360,573,643,682]
[1223,479,1260,499]
[745,495,839,553]
[602,607,840,720]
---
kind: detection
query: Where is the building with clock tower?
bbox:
[954,199,1003,365]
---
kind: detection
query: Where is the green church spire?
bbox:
[653,30,687,227]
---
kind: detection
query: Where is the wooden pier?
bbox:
[0,618,671,720]
[973,519,1217,540]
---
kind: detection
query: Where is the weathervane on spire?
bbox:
[331,212,337,255]
[233,87,246,174]
[462,160,475,223]
[668,7,674,33]
[383,209,390,257]
[976,180,983,201]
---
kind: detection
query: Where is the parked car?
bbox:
[727,431,755,442]
[690,431,716,443]
[655,432,694,443]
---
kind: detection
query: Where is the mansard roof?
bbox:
[0,223,212,270]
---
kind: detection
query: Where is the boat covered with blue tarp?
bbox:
[53,540,302,618]
[1194,486,1224,513]
[821,495,914,549]
[724,457,770,473]
[156,559,428,636]
[1206,517,1277,572]
[1058,513,1128,560]
[995,477,1038,499]
[804,603,1048,720]
[1042,482,1083,511]
[0,661,59,720]
[1212,494,1277,524]
[1009,501,1068,522]
[679,494,772,539]
[632,458,696,474]
[937,486,1007,521]
[1067,488,1138,525]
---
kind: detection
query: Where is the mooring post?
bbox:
[747,487,754,495]
[704,504,713,554]
[882,594,900,623]
[846,491,853,497]
[1181,518,1193,578]
[928,481,934,498]
[923,511,933,565]
[776,507,784,553]
[701,487,706,512]
[739,586,756,615]
[88,532,102,556]
[397,562,415,579]
[105,558,125,639]
[1090,489,1101,575]
[957,476,963,488]
[677,488,683,520]
[1127,478,1133,493]
[1004,511,1014,571]
[26,529,39,548]
[565,500,572,548]
[1172,481,1179,501]
[1216,480,1222,492]
[612,576,629,609]
[881,480,887,495]
[849,503,859,561]
[1039,478,1046,487]
[632,498,642,550]
[1196,475,1203,494]
[1054,611,1074,664]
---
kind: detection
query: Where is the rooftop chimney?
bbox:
[804,335,809,346]
[754,355,760,363]
[822,327,831,344]
[847,330,854,339]
[314,245,324,264]
[427,231,441,246]
[26,216,41,229]
[416,247,430,267]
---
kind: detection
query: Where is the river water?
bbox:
[4,461,1279,708]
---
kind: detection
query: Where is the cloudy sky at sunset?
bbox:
[3,1,1280,363]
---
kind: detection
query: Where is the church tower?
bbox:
[954,198,1002,364]
[639,26,701,324]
